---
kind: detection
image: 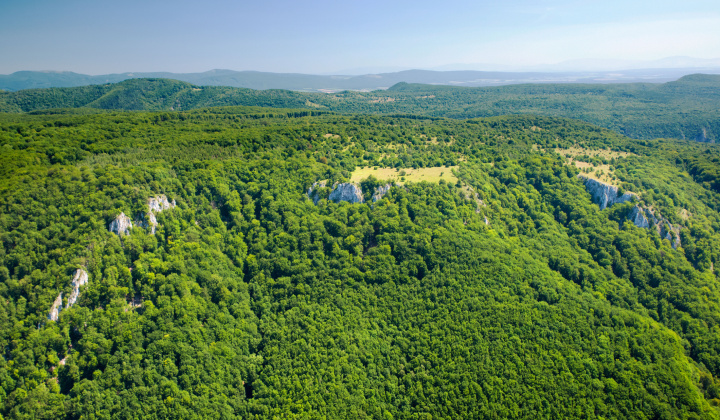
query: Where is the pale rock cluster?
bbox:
[581,177,682,249]
[628,205,682,249]
[581,177,635,210]
[309,182,396,205]
[109,195,176,236]
[137,195,176,234]
[371,184,393,203]
[329,183,364,204]
[108,212,133,236]
[48,268,89,321]
[307,181,328,205]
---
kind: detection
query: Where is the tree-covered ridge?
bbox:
[1,107,720,418]
[1,74,720,142]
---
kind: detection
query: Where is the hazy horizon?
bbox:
[2,0,719,75]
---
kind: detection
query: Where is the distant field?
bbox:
[350,166,458,185]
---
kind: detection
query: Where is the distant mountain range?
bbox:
[2,74,718,143]
[3,66,720,93]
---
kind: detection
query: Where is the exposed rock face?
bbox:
[148,195,176,213]
[137,195,176,234]
[48,268,90,321]
[628,205,650,228]
[627,205,682,249]
[372,184,393,202]
[329,183,364,204]
[67,268,88,307]
[48,293,62,321]
[307,181,327,205]
[581,177,635,210]
[109,212,133,236]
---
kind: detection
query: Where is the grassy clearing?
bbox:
[555,147,635,160]
[350,166,459,185]
[573,161,617,185]
[555,147,635,186]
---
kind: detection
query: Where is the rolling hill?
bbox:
[1,74,719,142]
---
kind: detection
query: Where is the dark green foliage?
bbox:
[2,74,720,142]
[1,107,720,418]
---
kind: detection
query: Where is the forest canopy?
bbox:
[1,106,720,418]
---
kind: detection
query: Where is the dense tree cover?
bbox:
[1,107,720,418]
[1,74,719,142]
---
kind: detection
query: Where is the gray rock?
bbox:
[48,293,62,321]
[628,206,650,228]
[372,184,393,202]
[48,268,90,321]
[148,195,176,213]
[67,268,88,307]
[581,177,635,210]
[307,181,327,205]
[626,205,682,249]
[329,183,364,204]
[137,195,176,234]
[109,212,133,236]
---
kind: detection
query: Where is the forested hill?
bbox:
[2,106,720,418]
[1,74,719,142]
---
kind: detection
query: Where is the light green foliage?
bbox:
[0,107,720,418]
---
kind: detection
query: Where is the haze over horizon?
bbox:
[1,0,719,75]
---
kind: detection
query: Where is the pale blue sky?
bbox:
[1,0,719,74]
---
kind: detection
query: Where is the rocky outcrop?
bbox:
[67,268,88,307]
[307,181,327,205]
[628,205,650,228]
[148,195,176,213]
[48,293,62,321]
[581,177,635,210]
[372,184,393,202]
[109,212,133,236]
[627,205,682,249]
[329,183,364,204]
[47,268,89,321]
[137,195,176,234]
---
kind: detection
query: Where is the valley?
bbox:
[0,106,719,417]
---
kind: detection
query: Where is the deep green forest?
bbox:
[1,106,720,418]
[1,74,719,142]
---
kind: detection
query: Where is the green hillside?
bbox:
[1,106,720,418]
[1,75,719,142]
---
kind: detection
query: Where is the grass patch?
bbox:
[350,166,458,185]
[555,147,635,160]
[555,147,636,186]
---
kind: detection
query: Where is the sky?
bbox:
[1,0,719,75]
